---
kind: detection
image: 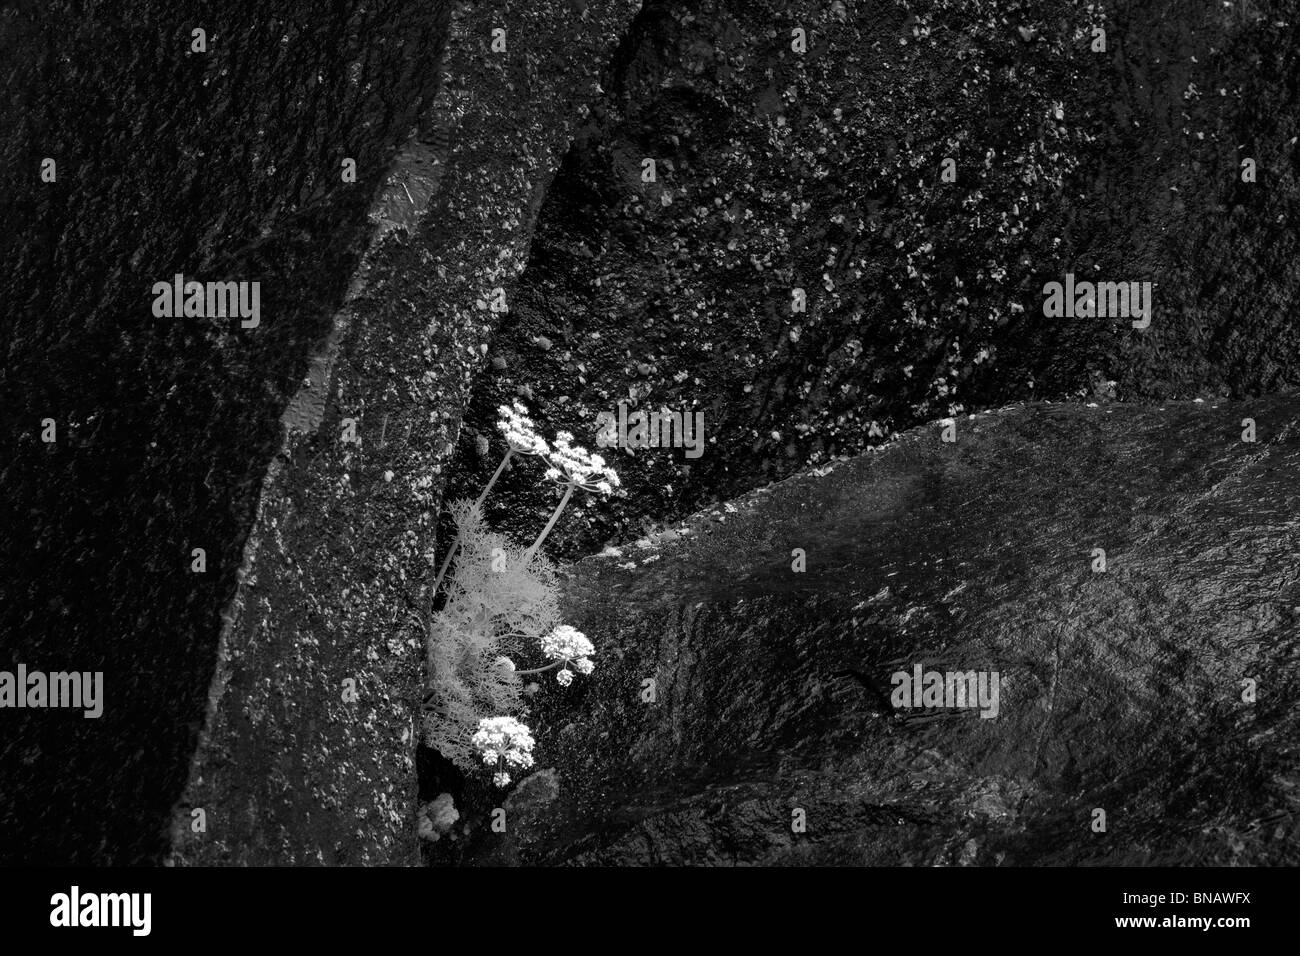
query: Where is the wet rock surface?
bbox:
[439,398,1300,865]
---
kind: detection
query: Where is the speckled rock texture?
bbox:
[445,0,1300,559]
[4,0,1298,868]
[169,0,642,865]
[441,397,1300,865]
[1,0,449,865]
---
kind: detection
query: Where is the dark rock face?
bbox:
[4,0,1298,868]
[1,0,450,865]
[446,0,1300,560]
[445,398,1300,865]
[169,0,642,865]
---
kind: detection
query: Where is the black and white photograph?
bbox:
[0,0,1293,938]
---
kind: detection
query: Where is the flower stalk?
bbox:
[522,482,575,563]
[424,401,617,788]
[428,448,512,606]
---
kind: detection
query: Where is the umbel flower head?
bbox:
[544,432,621,495]
[541,625,596,684]
[497,401,551,457]
[472,716,536,786]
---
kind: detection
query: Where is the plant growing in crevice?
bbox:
[421,402,619,785]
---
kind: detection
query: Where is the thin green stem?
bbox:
[522,483,575,563]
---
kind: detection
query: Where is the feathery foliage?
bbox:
[423,498,561,770]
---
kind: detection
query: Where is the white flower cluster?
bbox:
[544,431,621,495]
[496,403,619,494]
[472,716,536,787]
[540,624,596,685]
[497,401,551,457]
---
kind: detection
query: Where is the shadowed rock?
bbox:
[447,0,1300,560]
[0,0,450,866]
[449,398,1300,865]
[169,0,642,866]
